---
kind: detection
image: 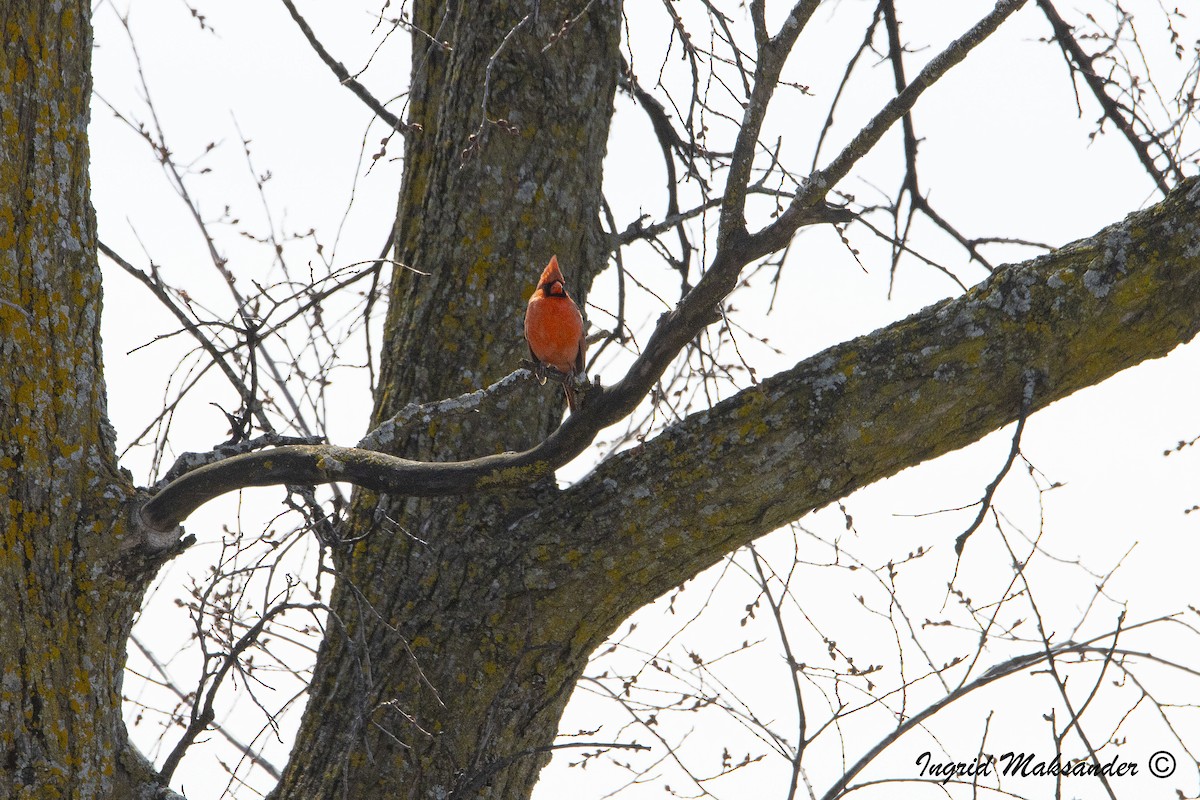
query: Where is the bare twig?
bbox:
[955,372,1038,555]
[1037,0,1179,194]
[160,602,324,781]
[278,0,413,133]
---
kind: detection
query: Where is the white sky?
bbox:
[88,1,1200,798]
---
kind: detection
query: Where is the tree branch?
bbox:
[140,180,1200,581]
[159,602,323,782]
[278,0,412,133]
[815,640,1095,800]
[954,373,1035,555]
[757,0,1029,259]
[532,178,1200,628]
[718,0,822,246]
[1036,0,1178,195]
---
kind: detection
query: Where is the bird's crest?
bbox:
[538,255,565,291]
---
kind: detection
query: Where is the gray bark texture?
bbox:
[270,2,625,798]
[0,2,184,798]
[3,1,1200,799]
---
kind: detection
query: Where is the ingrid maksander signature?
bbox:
[915,751,1140,784]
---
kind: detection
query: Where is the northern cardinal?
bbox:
[524,255,586,412]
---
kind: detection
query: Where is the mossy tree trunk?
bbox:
[0,3,181,798]
[270,2,624,798]
[6,2,1200,799]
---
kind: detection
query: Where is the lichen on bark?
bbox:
[270,3,625,798]
[1,3,178,797]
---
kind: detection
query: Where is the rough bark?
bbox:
[260,169,1200,799]
[534,178,1200,633]
[0,3,182,798]
[263,176,1200,800]
[4,1,1196,798]
[270,2,624,798]
[260,0,1200,792]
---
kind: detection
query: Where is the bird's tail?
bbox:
[563,381,578,413]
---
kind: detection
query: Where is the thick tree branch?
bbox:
[536,178,1200,628]
[139,1,1029,536]
[142,179,1200,573]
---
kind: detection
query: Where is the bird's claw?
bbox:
[521,359,549,385]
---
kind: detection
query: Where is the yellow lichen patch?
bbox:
[14,377,37,407]
[0,206,15,249]
[923,331,987,374]
[738,416,769,440]
[730,393,771,435]
[476,461,547,490]
[54,436,80,459]
[1110,265,1160,311]
[466,256,492,289]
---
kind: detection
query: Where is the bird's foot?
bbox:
[520,359,550,386]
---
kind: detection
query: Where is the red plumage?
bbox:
[524,255,586,412]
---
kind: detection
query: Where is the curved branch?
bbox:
[136,0,1131,544]
[816,640,1145,800]
[139,363,610,531]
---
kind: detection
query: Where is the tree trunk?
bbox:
[7,2,1199,798]
[271,2,623,798]
[0,3,180,797]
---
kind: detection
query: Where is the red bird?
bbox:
[524,255,587,412]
